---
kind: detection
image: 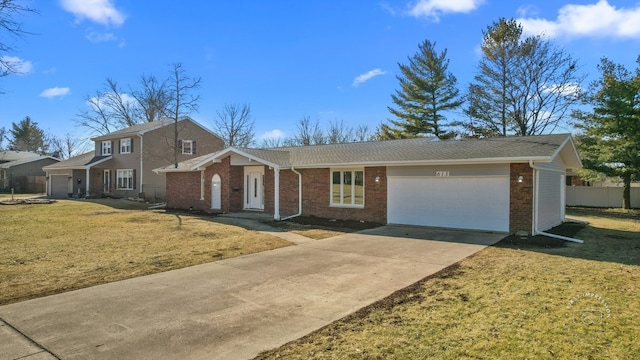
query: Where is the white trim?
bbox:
[181,140,194,155]
[116,169,135,190]
[119,138,132,154]
[101,141,112,156]
[330,168,365,208]
[200,170,205,200]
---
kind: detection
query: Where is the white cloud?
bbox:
[0,56,33,75]
[518,0,640,39]
[543,82,583,97]
[259,129,285,140]
[352,68,388,87]
[40,87,70,98]
[61,0,125,27]
[408,0,484,21]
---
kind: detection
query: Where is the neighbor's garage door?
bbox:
[50,175,69,198]
[387,176,510,232]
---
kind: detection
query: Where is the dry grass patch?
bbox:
[256,208,639,359]
[0,199,291,305]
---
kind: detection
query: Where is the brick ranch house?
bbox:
[155,133,582,235]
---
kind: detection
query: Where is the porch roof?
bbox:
[43,152,112,170]
[154,133,582,173]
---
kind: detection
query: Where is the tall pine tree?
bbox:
[380,40,462,140]
[573,57,640,209]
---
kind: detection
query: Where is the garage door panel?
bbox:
[388,177,509,232]
[50,175,69,198]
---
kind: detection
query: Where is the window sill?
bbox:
[330,204,365,209]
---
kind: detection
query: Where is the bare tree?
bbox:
[326,119,353,144]
[260,137,284,148]
[214,103,255,147]
[166,62,201,167]
[0,126,6,149]
[131,74,171,123]
[285,116,325,146]
[75,78,139,135]
[353,124,372,142]
[49,133,90,159]
[104,78,138,128]
[465,18,584,137]
[76,90,117,136]
[0,0,37,81]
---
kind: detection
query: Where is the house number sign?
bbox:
[435,171,450,177]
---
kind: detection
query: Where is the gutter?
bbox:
[529,160,584,244]
[280,167,303,221]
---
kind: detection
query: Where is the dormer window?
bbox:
[120,138,132,154]
[101,141,112,156]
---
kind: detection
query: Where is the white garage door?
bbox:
[387,176,510,232]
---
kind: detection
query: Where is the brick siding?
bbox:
[509,163,534,234]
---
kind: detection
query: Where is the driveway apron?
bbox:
[0,225,504,360]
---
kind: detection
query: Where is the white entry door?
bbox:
[211,174,221,209]
[245,166,264,210]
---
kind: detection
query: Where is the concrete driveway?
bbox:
[0,225,505,360]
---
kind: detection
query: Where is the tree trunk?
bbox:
[622,173,632,209]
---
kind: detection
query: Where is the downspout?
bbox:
[529,160,584,244]
[281,167,302,221]
[273,168,280,220]
[138,134,144,195]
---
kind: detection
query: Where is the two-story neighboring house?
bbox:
[43,117,225,200]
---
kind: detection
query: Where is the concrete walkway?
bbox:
[0,222,505,360]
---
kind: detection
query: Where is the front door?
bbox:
[211,174,221,209]
[103,169,110,193]
[244,166,264,210]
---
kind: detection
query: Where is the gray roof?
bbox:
[0,151,41,163]
[43,152,111,170]
[91,119,174,141]
[159,133,579,173]
[0,154,59,168]
[264,133,573,167]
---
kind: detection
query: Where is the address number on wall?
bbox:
[435,171,450,177]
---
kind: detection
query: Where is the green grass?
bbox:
[0,199,291,305]
[256,207,639,359]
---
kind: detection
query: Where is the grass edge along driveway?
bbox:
[0,199,291,305]
[256,207,640,360]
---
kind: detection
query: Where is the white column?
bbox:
[85,168,91,196]
[273,168,280,220]
[200,170,205,200]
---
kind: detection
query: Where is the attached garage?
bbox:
[49,174,70,198]
[387,165,510,232]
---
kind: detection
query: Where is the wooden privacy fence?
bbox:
[566,186,640,208]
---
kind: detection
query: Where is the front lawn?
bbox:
[0,199,291,305]
[256,207,639,359]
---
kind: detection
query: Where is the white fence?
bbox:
[566,186,640,208]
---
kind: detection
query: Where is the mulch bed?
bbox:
[278,216,383,231]
[496,221,586,248]
[0,199,57,205]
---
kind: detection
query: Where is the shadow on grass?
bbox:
[495,212,640,266]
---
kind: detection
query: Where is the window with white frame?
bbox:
[120,138,132,154]
[116,169,134,190]
[101,141,112,156]
[182,140,193,155]
[331,169,364,207]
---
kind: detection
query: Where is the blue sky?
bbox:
[2,0,640,144]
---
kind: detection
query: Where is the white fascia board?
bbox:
[288,156,553,169]
[551,135,583,169]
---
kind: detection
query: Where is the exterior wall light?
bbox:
[517,175,524,183]
[375,176,380,183]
